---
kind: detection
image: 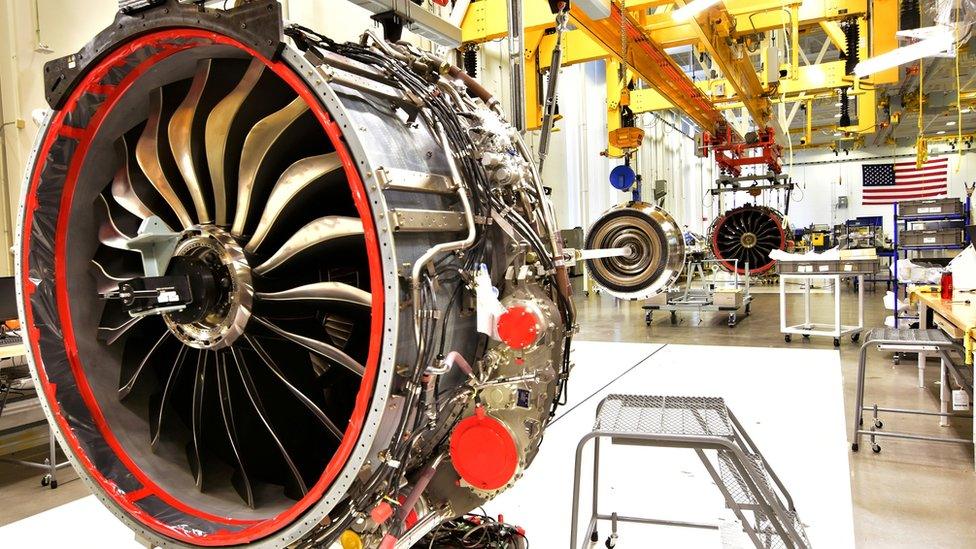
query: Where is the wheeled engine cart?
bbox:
[643,259,752,328]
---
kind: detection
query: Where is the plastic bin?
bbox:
[777,259,879,274]
[900,229,964,247]
[899,198,964,217]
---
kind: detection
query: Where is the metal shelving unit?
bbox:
[892,197,971,327]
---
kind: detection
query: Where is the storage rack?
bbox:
[845,216,893,290]
[892,197,971,327]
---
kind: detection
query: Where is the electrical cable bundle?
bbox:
[415,512,529,549]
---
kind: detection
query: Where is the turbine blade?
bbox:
[169,59,213,223]
[90,259,135,294]
[253,216,364,276]
[244,335,344,439]
[231,97,311,237]
[244,153,343,253]
[230,347,308,497]
[252,316,365,377]
[136,87,194,229]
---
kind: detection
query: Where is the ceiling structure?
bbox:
[460,0,976,153]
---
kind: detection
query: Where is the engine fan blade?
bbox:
[231,97,311,238]
[254,216,364,276]
[230,347,309,497]
[187,350,210,490]
[97,302,144,345]
[169,60,214,224]
[150,344,190,449]
[136,87,195,229]
[215,353,255,508]
[112,137,160,223]
[118,330,170,400]
[206,58,294,226]
[251,316,365,377]
[244,153,343,253]
[255,281,371,309]
[96,194,134,250]
[90,259,136,294]
[243,335,344,439]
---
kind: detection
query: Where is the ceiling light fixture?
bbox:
[853,29,955,77]
[672,0,721,22]
[947,120,957,126]
[938,130,947,134]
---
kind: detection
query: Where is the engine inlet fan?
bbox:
[708,204,789,275]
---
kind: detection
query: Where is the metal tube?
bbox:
[507,0,526,133]
[538,11,568,170]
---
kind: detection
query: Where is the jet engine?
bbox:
[584,202,685,299]
[708,204,790,275]
[16,2,573,547]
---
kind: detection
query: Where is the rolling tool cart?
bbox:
[777,258,879,347]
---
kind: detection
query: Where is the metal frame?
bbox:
[569,395,809,549]
[643,258,752,328]
[779,273,865,347]
[850,329,973,457]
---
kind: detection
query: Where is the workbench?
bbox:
[911,289,976,387]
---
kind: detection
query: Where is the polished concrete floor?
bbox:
[0,283,973,547]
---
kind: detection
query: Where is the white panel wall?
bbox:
[786,148,975,235]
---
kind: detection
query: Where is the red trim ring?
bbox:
[20,29,385,546]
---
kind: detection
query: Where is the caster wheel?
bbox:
[745,303,751,314]
[893,357,901,365]
[852,332,861,343]
[670,312,677,325]
[590,530,599,542]
[851,443,859,452]
[874,420,884,429]
[859,417,863,426]
[802,334,810,340]
[584,291,590,297]
[872,444,881,454]
[605,538,617,549]
[50,479,58,489]
[40,475,50,487]
[645,312,652,326]
[784,334,792,343]
[833,338,840,347]
[728,313,736,327]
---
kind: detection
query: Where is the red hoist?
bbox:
[698,122,783,177]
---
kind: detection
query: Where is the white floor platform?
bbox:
[0,342,854,549]
[485,342,855,548]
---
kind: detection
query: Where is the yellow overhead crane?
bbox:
[460,0,900,149]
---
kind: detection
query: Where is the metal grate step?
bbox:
[595,395,734,437]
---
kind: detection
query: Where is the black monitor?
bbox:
[0,276,17,322]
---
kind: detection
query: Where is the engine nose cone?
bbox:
[163,225,253,349]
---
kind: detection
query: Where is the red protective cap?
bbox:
[496,305,541,350]
[370,501,393,524]
[449,407,518,490]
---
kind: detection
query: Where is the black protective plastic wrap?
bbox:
[21,35,254,540]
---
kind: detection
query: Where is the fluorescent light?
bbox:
[938,130,946,134]
[807,65,827,86]
[947,120,957,126]
[834,113,842,118]
[834,102,843,107]
[963,108,972,114]
[833,132,842,137]
[672,0,721,22]
[853,31,954,78]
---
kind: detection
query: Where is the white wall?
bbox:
[786,147,975,236]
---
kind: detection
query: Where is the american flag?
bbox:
[861,157,949,205]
